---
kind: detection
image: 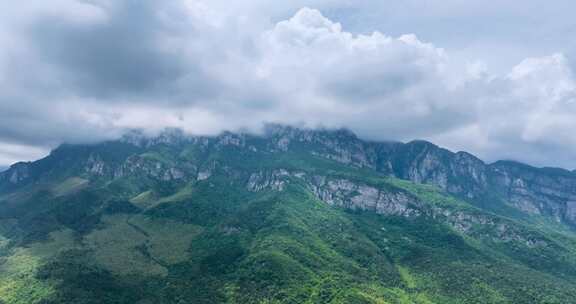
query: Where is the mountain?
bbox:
[1,125,576,303]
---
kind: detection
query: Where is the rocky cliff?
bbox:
[2,126,576,303]
[2,125,576,228]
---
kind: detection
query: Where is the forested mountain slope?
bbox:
[1,126,576,303]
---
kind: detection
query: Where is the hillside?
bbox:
[1,126,576,303]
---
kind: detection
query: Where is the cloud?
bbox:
[1,1,576,169]
[0,142,47,167]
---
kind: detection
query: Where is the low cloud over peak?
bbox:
[1,1,576,168]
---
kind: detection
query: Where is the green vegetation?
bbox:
[1,138,576,303]
[52,177,89,197]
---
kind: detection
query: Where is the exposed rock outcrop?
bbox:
[0,162,31,186]
[244,167,550,247]
[4,125,576,228]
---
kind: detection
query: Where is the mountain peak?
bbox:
[2,125,576,303]
[3,125,576,227]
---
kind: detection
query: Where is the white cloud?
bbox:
[0,142,48,167]
[1,2,576,168]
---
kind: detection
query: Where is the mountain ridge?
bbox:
[2,125,576,303]
[3,125,576,227]
[3,125,574,181]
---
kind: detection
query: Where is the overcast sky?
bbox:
[1,0,576,168]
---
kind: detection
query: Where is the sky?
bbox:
[1,0,576,169]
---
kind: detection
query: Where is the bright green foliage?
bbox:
[1,140,576,303]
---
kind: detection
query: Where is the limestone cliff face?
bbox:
[305,176,421,217]
[241,168,423,217]
[263,127,576,227]
[3,126,576,228]
[489,162,576,222]
[242,168,550,247]
[247,170,290,192]
[379,145,576,226]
